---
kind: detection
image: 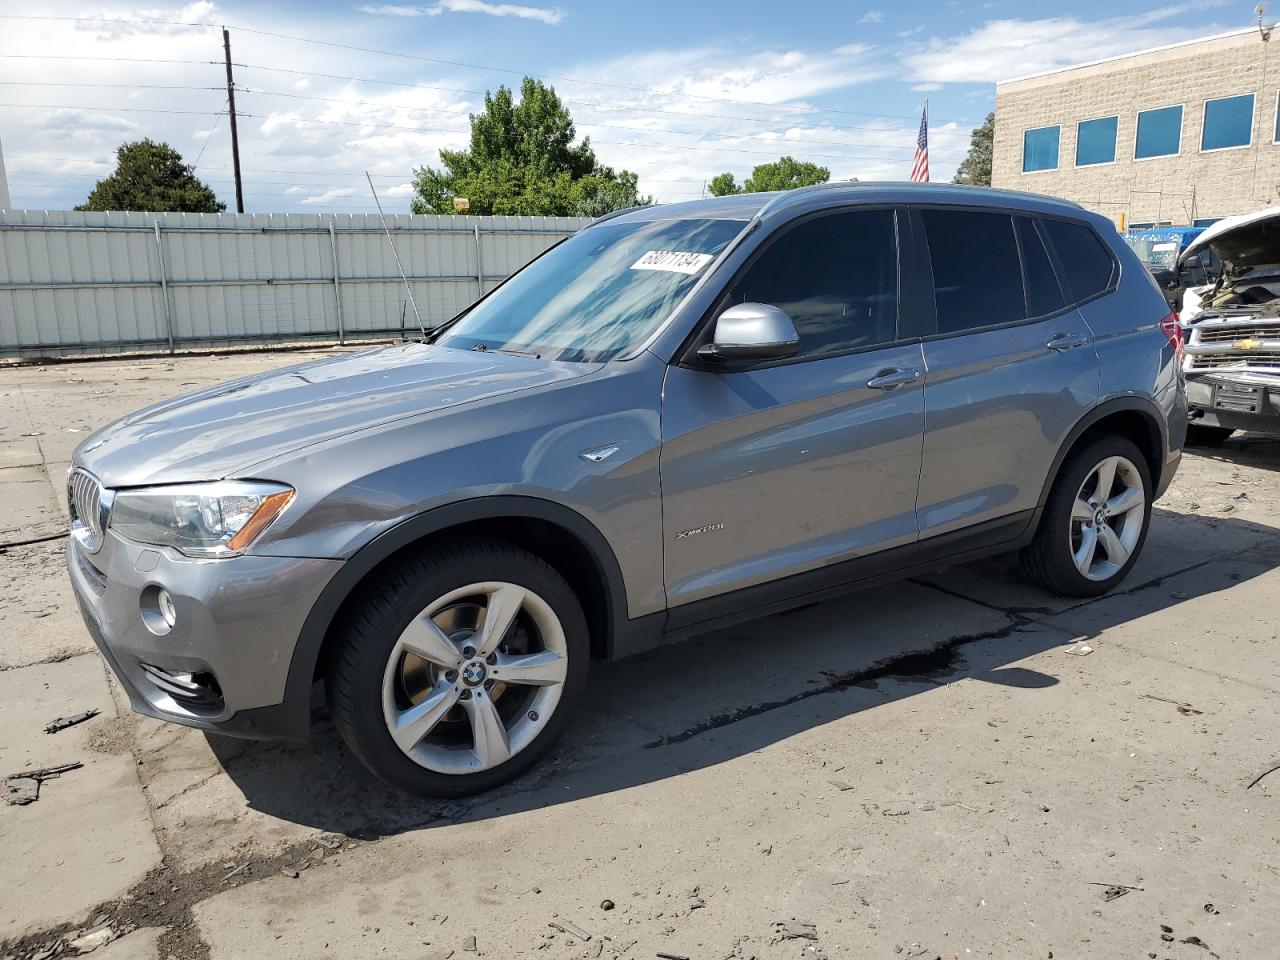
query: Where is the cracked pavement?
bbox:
[1,350,1278,960]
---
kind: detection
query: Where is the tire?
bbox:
[1185,424,1234,447]
[1022,435,1152,598]
[328,538,589,798]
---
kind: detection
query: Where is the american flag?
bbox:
[910,103,930,183]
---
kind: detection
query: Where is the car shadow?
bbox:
[205,506,1279,838]
[1190,432,1280,471]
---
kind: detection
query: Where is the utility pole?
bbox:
[222,26,244,213]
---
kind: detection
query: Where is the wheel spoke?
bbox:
[1092,457,1118,503]
[398,615,462,668]
[1072,498,1094,522]
[389,682,459,752]
[475,584,526,656]
[463,692,511,768]
[1074,524,1098,573]
[1104,485,1144,519]
[493,649,566,687]
[1097,523,1130,565]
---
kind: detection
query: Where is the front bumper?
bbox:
[1186,374,1280,434]
[66,529,342,741]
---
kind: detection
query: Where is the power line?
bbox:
[229,23,921,123]
[230,62,935,131]
[0,19,939,126]
[0,14,215,28]
[0,103,222,117]
[0,81,221,92]
[1,103,222,117]
[0,54,218,66]
[236,86,959,157]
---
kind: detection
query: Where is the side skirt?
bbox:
[610,510,1036,659]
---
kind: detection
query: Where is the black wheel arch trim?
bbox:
[284,495,633,704]
[1034,394,1169,515]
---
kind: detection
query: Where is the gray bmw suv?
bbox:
[66,184,1186,797]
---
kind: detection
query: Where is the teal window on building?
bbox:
[1135,105,1182,159]
[1201,94,1254,150]
[1023,125,1060,172]
[1076,116,1118,166]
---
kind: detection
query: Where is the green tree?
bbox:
[953,112,994,187]
[77,139,224,212]
[742,156,829,192]
[707,156,829,196]
[411,78,651,217]
[707,172,741,196]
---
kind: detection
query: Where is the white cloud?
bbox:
[906,4,1231,85]
[859,10,884,23]
[72,1,217,39]
[357,0,565,24]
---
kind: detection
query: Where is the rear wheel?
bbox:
[328,539,589,798]
[1185,424,1234,447]
[1023,435,1152,597]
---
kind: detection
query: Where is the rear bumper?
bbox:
[1186,374,1280,434]
[66,531,342,742]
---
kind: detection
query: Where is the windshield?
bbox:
[435,217,747,362]
[1124,236,1181,270]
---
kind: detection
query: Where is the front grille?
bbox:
[68,470,106,552]
[1193,323,1279,344]
[1186,352,1280,371]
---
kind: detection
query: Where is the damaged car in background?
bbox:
[1178,207,1280,445]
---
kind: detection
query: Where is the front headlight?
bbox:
[108,481,294,558]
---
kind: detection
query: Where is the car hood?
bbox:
[75,343,598,486]
[1181,206,1280,269]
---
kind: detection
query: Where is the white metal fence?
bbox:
[0,210,589,358]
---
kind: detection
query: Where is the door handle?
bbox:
[866,367,921,390]
[1046,332,1088,352]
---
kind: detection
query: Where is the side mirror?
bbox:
[697,302,800,363]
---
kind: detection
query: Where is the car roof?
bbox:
[602,182,1091,225]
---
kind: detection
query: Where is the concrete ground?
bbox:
[0,349,1277,960]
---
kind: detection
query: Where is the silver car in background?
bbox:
[66,184,1185,797]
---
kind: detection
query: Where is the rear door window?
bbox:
[1016,217,1067,317]
[726,208,899,359]
[920,209,1026,334]
[1040,218,1116,303]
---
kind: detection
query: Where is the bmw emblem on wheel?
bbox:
[461,661,487,687]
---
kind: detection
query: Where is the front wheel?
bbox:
[1022,435,1152,597]
[328,539,589,798]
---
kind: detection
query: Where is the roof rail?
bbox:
[753,180,862,220]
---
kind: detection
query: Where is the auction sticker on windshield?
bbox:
[630,251,714,275]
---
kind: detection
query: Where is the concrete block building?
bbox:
[992,27,1280,228]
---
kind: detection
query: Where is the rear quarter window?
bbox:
[921,209,1026,334]
[1040,218,1116,303]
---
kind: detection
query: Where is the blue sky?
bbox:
[0,0,1242,212]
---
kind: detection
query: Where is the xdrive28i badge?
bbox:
[675,522,726,540]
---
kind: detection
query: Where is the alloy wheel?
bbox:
[1069,455,1146,582]
[381,581,568,774]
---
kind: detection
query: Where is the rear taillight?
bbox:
[1159,310,1184,363]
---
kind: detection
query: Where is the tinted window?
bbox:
[1040,218,1115,303]
[1023,126,1060,172]
[726,209,899,359]
[1135,105,1182,158]
[1016,217,1066,317]
[1202,94,1254,150]
[921,209,1026,334]
[1076,116,1117,166]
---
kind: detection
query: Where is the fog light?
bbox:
[140,585,176,636]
